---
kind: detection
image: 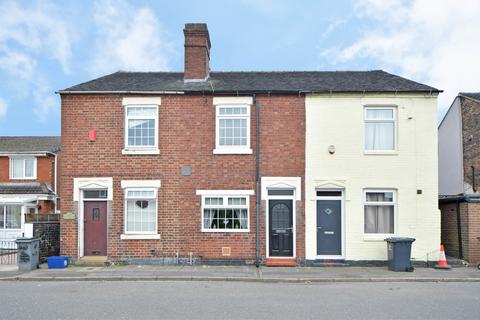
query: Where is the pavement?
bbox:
[1,263,480,282]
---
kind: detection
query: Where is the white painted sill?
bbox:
[364,151,398,156]
[363,234,393,242]
[213,148,253,155]
[122,149,160,155]
[201,229,250,233]
[120,234,160,240]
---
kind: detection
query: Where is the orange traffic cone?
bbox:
[434,244,451,270]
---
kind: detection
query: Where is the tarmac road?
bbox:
[0,281,479,319]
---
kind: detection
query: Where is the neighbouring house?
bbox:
[439,92,480,264]
[0,136,60,241]
[58,23,441,265]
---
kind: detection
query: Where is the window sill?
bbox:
[213,148,253,155]
[364,151,398,156]
[120,234,160,240]
[201,229,250,233]
[363,234,394,241]
[122,149,160,155]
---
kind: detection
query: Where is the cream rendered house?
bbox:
[305,92,440,262]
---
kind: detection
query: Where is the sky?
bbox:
[0,0,479,136]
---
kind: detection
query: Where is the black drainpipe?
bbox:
[254,95,261,268]
[455,199,463,259]
[471,166,476,192]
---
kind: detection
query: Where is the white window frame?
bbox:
[9,157,37,180]
[363,189,396,240]
[123,187,158,237]
[198,192,251,233]
[123,104,159,154]
[364,106,397,152]
[213,104,252,154]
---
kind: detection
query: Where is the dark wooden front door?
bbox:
[317,199,342,256]
[269,200,293,257]
[84,201,107,256]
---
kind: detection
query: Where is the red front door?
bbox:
[84,201,107,256]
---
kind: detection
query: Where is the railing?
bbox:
[25,213,60,223]
[0,240,17,265]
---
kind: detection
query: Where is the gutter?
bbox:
[56,90,443,96]
[254,94,261,268]
[56,90,185,95]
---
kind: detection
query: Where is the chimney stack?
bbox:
[183,23,211,82]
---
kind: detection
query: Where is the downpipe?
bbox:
[254,95,261,268]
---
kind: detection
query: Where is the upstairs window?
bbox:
[364,107,396,151]
[10,157,36,179]
[124,105,158,149]
[214,105,251,154]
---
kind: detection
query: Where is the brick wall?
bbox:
[33,221,60,262]
[0,155,55,188]
[461,97,480,190]
[440,201,480,264]
[60,94,305,262]
[465,202,480,264]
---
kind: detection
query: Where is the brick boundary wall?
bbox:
[33,222,60,263]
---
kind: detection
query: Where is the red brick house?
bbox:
[439,92,480,264]
[58,23,440,265]
[0,136,60,240]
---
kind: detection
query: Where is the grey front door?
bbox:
[269,200,293,257]
[317,199,342,256]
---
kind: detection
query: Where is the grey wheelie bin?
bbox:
[385,237,415,272]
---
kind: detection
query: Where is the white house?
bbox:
[305,93,440,262]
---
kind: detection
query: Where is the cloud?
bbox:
[90,0,173,75]
[0,0,71,121]
[322,0,480,119]
[0,0,72,75]
[0,98,7,119]
[321,19,347,38]
[32,78,58,122]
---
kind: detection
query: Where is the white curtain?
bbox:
[364,205,394,233]
[365,122,394,150]
[204,209,214,229]
[25,159,34,177]
[5,205,21,229]
[11,159,24,178]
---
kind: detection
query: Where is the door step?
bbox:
[311,259,348,267]
[75,256,109,267]
[265,258,297,267]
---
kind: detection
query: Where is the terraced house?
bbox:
[0,136,60,241]
[58,23,441,266]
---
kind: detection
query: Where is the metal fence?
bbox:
[0,240,17,265]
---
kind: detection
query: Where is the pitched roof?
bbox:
[59,70,440,94]
[0,183,54,195]
[0,136,60,154]
[460,92,480,101]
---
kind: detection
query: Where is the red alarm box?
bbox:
[88,130,97,142]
